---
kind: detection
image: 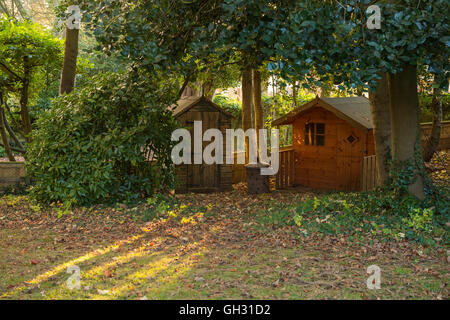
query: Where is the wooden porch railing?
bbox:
[232,151,247,184]
[275,146,295,189]
[232,147,295,189]
[361,155,379,191]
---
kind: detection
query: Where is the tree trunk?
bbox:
[292,81,298,107]
[242,67,253,131]
[59,27,79,95]
[203,81,216,100]
[0,1,11,17]
[422,85,442,162]
[178,75,191,99]
[202,71,216,100]
[181,85,200,98]
[388,64,425,199]
[318,86,330,97]
[20,58,32,143]
[12,0,29,19]
[0,109,15,161]
[253,69,263,131]
[284,126,290,146]
[2,108,25,153]
[368,72,391,185]
[253,69,264,159]
[242,66,253,163]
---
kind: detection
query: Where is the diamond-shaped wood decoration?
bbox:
[347,135,356,143]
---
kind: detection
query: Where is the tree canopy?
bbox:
[0,15,62,157]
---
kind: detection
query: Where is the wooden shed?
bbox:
[171,96,234,193]
[272,97,375,191]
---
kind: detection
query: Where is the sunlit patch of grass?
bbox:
[394,267,412,275]
[2,227,210,300]
[83,244,156,280]
[0,231,150,299]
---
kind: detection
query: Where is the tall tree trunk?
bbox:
[181,85,200,98]
[0,108,15,161]
[202,71,216,100]
[178,75,191,99]
[20,58,32,143]
[253,69,264,159]
[203,81,216,100]
[292,81,298,108]
[388,64,425,199]
[12,0,29,20]
[59,27,79,95]
[0,1,11,17]
[422,84,442,162]
[369,73,391,185]
[318,87,330,97]
[284,126,290,146]
[242,66,253,163]
[253,69,263,131]
[242,67,253,131]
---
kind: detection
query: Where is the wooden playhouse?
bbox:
[272,97,375,191]
[171,96,234,193]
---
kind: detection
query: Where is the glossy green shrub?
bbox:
[27,72,178,206]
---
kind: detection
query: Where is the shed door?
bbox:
[186,109,220,191]
[336,124,364,190]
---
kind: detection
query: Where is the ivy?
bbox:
[257,188,449,248]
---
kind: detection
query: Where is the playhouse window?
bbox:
[305,123,325,146]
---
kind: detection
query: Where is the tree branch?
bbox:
[178,74,191,99]
[0,142,25,154]
[2,107,25,152]
[0,61,23,82]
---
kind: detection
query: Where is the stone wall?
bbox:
[0,162,27,190]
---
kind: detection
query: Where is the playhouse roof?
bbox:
[272,96,373,131]
[170,96,234,118]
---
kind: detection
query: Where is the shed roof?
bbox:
[272,96,373,131]
[170,96,234,118]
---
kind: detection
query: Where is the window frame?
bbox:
[305,122,325,146]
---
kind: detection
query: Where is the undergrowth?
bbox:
[256,187,449,248]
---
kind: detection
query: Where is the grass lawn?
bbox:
[0,185,448,300]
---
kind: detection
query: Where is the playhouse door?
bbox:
[336,124,363,190]
[187,110,220,191]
